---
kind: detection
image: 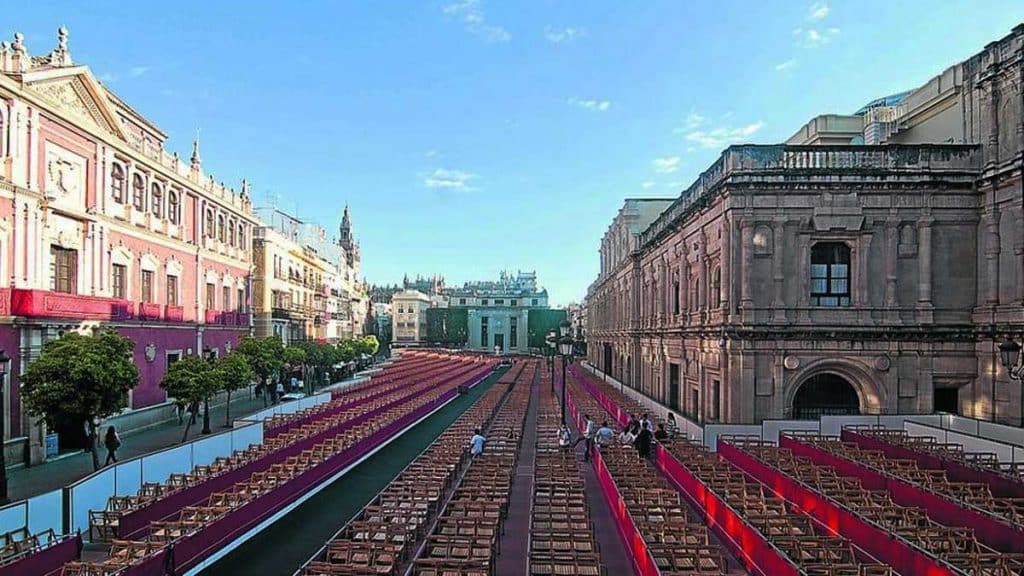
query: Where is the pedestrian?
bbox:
[104,425,121,466]
[654,423,669,442]
[470,428,486,457]
[175,402,185,425]
[275,380,285,402]
[641,413,655,434]
[557,425,572,450]
[666,412,678,439]
[595,421,615,449]
[634,422,653,460]
[572,414,596,462]
[627,414,640,435]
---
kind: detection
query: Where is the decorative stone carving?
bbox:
[144,343,157,363]
[752,225,772,255]
[783,355,800,370]
[874,355,891,371]
[898,223,917,257]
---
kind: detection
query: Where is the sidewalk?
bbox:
[8,393,274,502]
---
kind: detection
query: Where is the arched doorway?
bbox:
[791,373,860,420]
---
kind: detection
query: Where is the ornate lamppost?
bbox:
[0,350,8,504]
[557,320,575,426]
[997,337,1024,428]
[546,330,556,394]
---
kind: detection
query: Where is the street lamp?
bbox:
[997,337,1024,428]
[557,320,574,426]
[0,350,10,504]
[546,330,557,394]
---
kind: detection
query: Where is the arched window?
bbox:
[690,278,700,311]
[168,190,179,225]
[217,214,225,242]
[150,183,163,218]
[205,209,215,238]
[238,226,246,250]
[710,267,721,308]
[810,242,851,307]
[132,173,145,211]
[228,219,237,247]
[111,164,125,203]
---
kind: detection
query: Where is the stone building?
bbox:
[448,271,550,352]
[586,25,1024,426]
[392,289,431,343]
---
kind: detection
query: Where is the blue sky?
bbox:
[15,1,1024,305]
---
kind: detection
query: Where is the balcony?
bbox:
[165,305,184,322]
[138,302,163,321]
[205,309,221,324]
[11,289,134,321]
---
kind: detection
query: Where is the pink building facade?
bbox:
[0,29,256,461]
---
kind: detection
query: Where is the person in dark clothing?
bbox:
[104,425,122,465]
[634,424,653,459]
[654,423,669,442]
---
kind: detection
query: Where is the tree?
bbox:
[359,335,380,357]
[21,331,139,471]
[215,353,254,427]
[161,355,223,441]
[235,336,284,406]
[282,345,307,393]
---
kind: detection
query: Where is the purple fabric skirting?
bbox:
[0,534,81,576]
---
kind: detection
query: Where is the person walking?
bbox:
[572,414,596,462]
[666,412,679,439]
[634,422,653,460]
[654,423,670,442]
[557,425,572,451]
[470,428,486,457]
[595,421,615,450]
[104,426,122,466]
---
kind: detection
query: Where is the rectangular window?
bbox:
[459,298,466,305]
[50,246,77,294]
[481,299,489,306]
[167,275,179,306]
[510,317,518,348]
[238,288,245,312]
[711,379,721,421]
[141,270,154,303]
[480,316,489,348]
[206,283,216,311]
[531,299,538,306]
[810,243,851,307]
[673,281,680,315]
[494,299,504,305]
[510,299,517,307]
[112,264,127,299]
[222,286,231,311]
[166,351,181,370]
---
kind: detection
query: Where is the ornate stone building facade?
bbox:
[586,25,1024,426]
[0,29,257,460]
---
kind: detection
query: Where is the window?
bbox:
[238,288,245,312]
[217,215,226,242]
[510,299,517,307]
[810,242,851,307]
[480,316,489,347]
[166,351,181,370]
[710,267,721,308]
[459,298,466,305]
[167,275,179,306]
[205,209,215,238]
[228,220,237,247]
[531,298,539,306]
[168,191,179,224]
[690,279,700,310]
[50,246,77,294]
[510,317,518,348]
[111,164,125,203]
[672,278,680,315]
[494,299,505,305]
[222,286,231,311]
[206,283,216,310]
[711,379,721,421]
[150,183,163,218]
[112,264,127,299]
[238,226,246,250]
[141,270,154,303]
[132,174,145,211]
[481,299,489,306]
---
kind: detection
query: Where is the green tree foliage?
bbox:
[527,309,569,349]
[425,308,469,345]
[234,336,284,405]
[21,330,139,470]
[215,353,255,426]
[161,355,223,440]
[356,335,380,356]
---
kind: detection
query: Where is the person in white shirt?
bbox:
[572,415,596,462]
[470,428,486,457]
[557,425,571,450]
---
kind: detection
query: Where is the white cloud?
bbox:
[808,2,829,21]
[652,156,681,174]
[443,0,510,43]
[775,58,797,72]
[425,149,441,159]
[545,26,586,44]
[129,66,150,77]
[685,121,765,149]
[686,147,696,153]
[641,181,655,189]
[568,97,611,112]
[793,26,839,48]
[98,72,117,83]
[424,168,477,191]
